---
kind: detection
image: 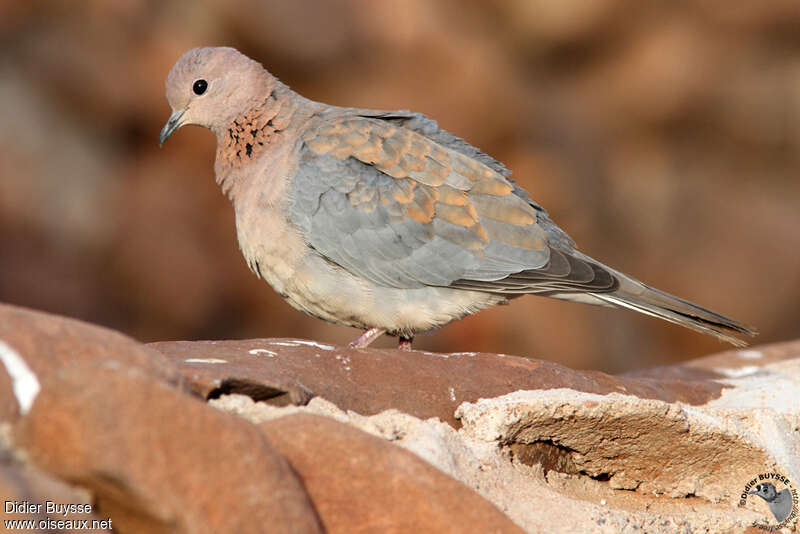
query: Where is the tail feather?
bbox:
[593,274,757,347]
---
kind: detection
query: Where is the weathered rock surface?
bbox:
[0,302,182,421]
[150,338,726,428]
[0,441,110,529]
[260,413,524,534]
[15,364,322,534]
[1,303,798,533]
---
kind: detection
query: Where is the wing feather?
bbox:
[289,113,618,295]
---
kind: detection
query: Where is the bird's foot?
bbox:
[398,336,413,351]
[348,327,385,349]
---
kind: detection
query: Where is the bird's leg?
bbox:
[398,336,414,351]
[348,327,386,349]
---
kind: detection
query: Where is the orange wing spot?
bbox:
[407,204,433,223]
[470,179,513,196]
[424,156,451,181]
[436,184,469,206]
[329,142,358,160]
[305,135,338,155]
[480,217,546,251]
[435,203,479,228]
[451,155,486,183]
[350,119,374,134]
[343,130,369,147]
[381,165,408,179]
[322,121,348,135]
[352,135,383,163]
[428,145,452,167]
[353,145,380,163]
[473,195,536,226]
[501,207,535,226]
[408,137,430,158]
[399,153,426,173]
[366,119,394,136]
[348,181,377,208]
[376,134,408,169]
[473,224,490,244]
[390,180,416,204]
[406,185,436,223]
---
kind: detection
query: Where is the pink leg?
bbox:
[348,327,386,349]
[398,336,413,351]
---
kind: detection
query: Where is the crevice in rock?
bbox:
[508,441,630,488]
[508,440,580,475]
[207,378,293,404]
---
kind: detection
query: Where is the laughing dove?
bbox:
[749,483,793,523]
[159,47,756,350]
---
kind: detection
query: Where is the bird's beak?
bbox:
[748,489,758,495]
[159,109,185,147]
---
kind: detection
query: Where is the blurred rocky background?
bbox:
[1,0,798,372]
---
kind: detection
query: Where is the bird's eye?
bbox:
[192,79,208,96]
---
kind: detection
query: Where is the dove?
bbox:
[749,483,793,523]
[159,47,756,350]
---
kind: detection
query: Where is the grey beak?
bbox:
[159,109,185,147]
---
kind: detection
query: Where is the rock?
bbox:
[453,341,800,531]
[0,359,16,421]
[14,363,322,534]
[211,393,769,533]
[259,413,525,534]
[0,448,110,529]
[0,303,182,420]
[150,338,726,428]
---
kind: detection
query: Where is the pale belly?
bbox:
[234,202,505,336]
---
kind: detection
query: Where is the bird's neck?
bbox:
[213,84,301,199]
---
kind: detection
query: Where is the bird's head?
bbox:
[749,483,778,501]
[159,47,275,146]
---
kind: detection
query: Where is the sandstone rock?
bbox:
[454,341,800,531]
[259,413,524,534]
[212,393,769,533]
[0,303,182,420]
[14,363,322,534]
[0,360,16,421]
[150,338,726,428]
[0,448,110,530]
[623,339,800,380]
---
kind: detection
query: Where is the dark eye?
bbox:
[192,79,208,95]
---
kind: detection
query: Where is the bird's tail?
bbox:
[590,268,757,347]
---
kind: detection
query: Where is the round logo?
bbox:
[740,472,798,530]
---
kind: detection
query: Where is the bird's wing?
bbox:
[288,113,614,293]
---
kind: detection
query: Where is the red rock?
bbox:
[150,338,725,427]
[0,303,182,421]
[0,361,15,421]
[0,459,109,529]
[623,339,799,380]
[14,363,322,534]
[260,413,524,534]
